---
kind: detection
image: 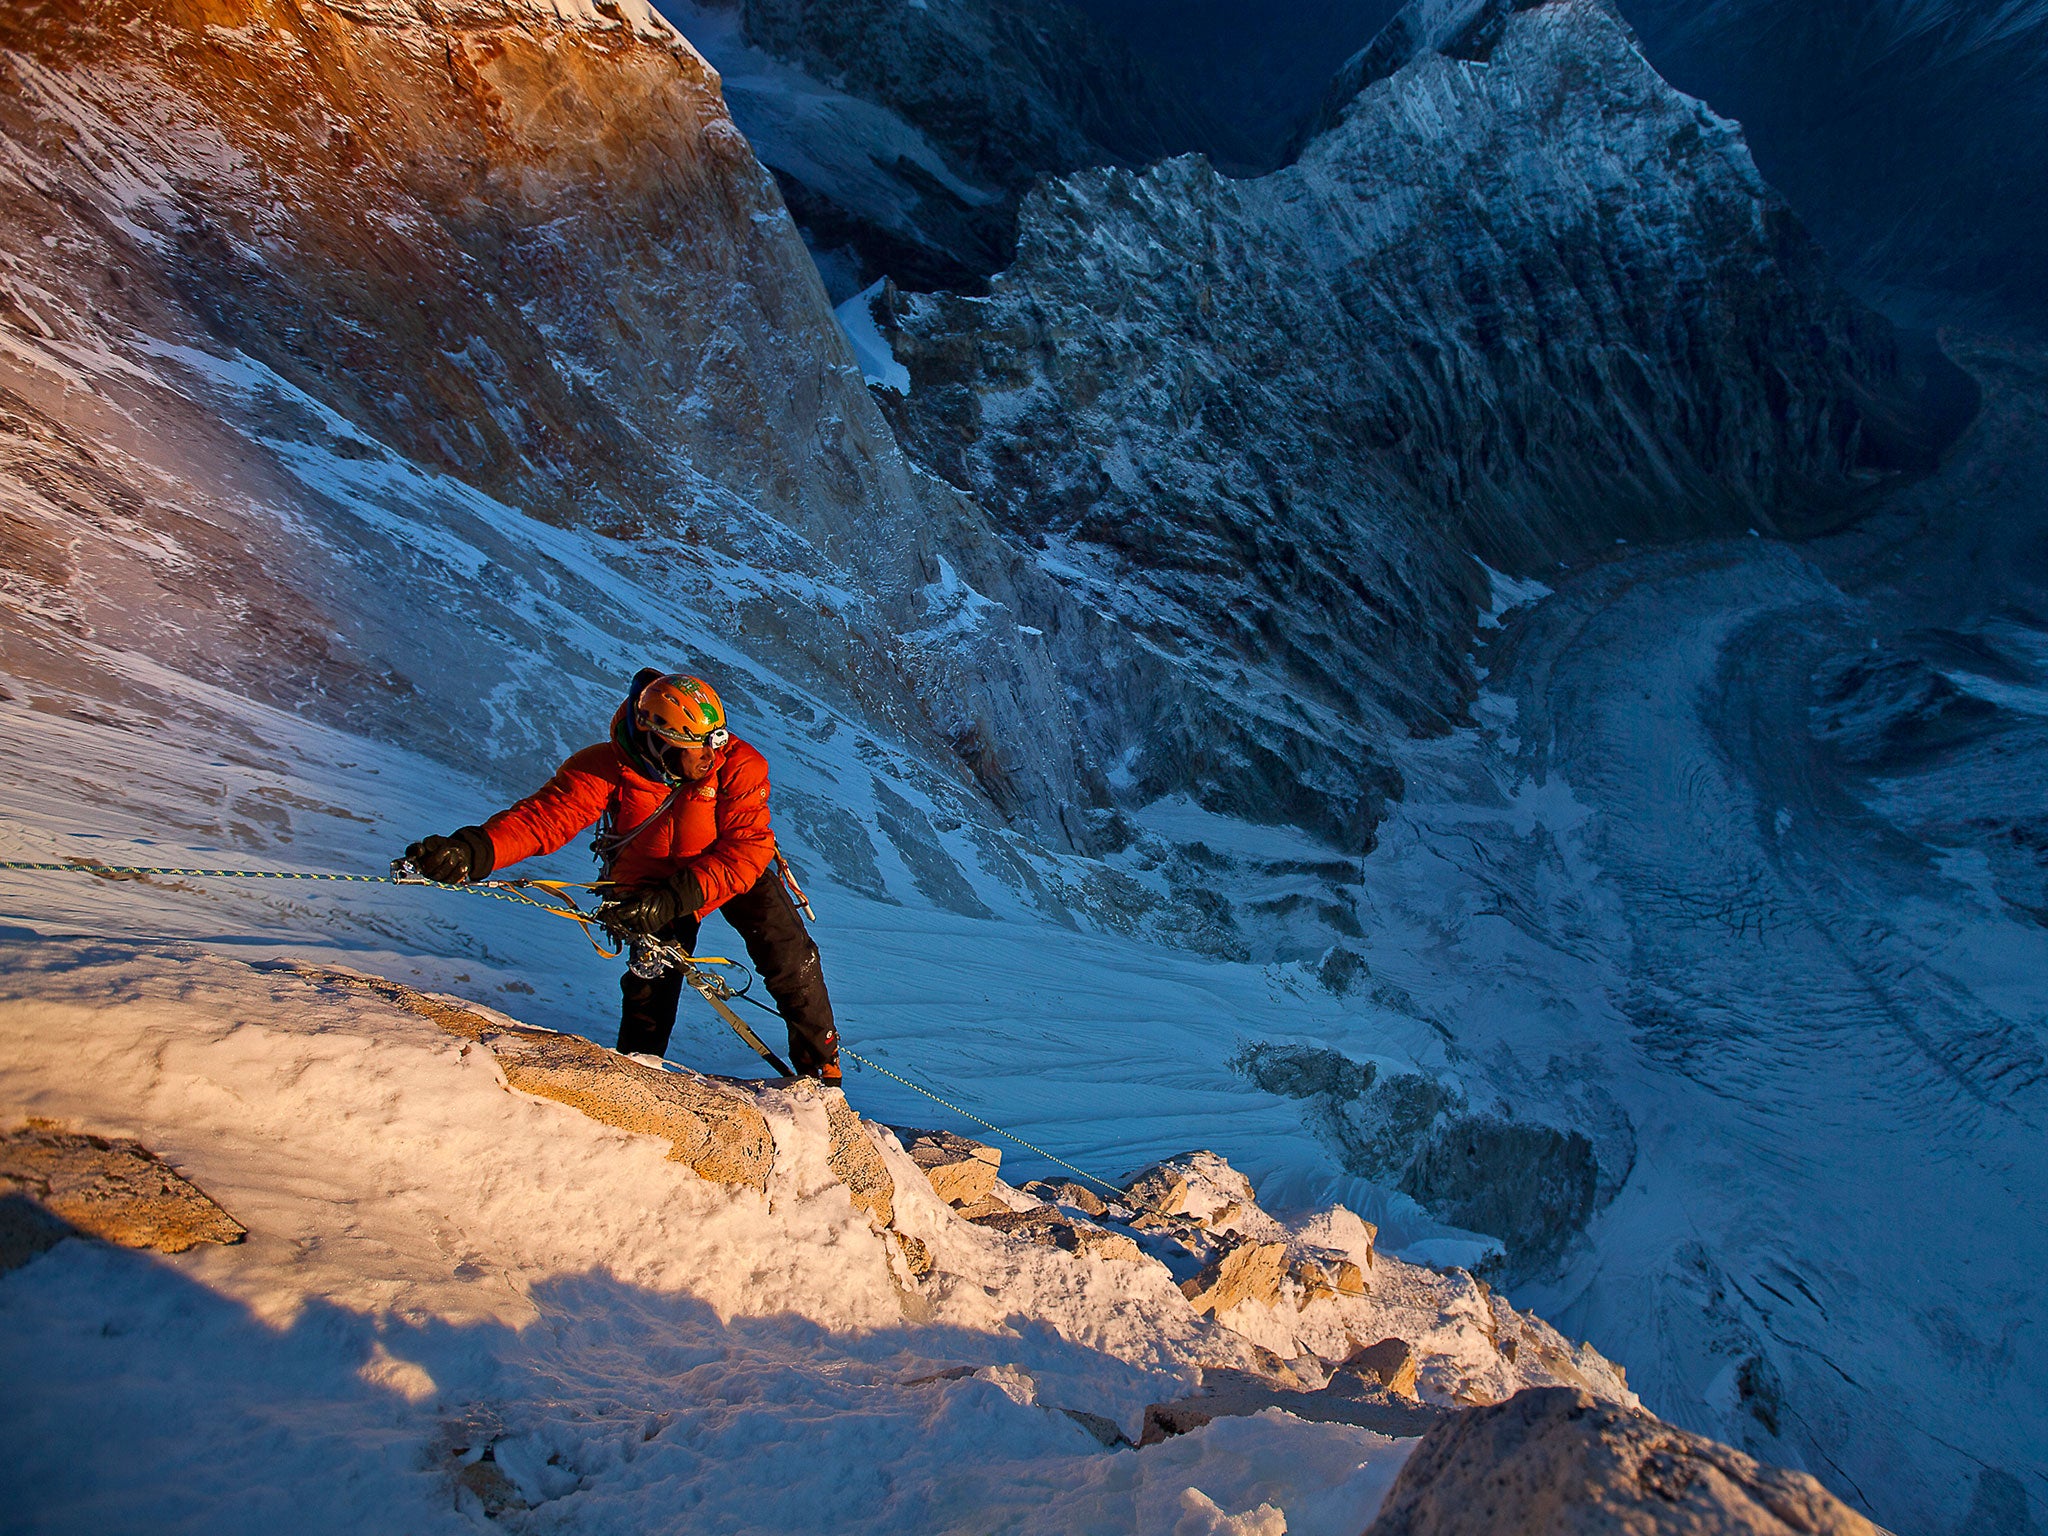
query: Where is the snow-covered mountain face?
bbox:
[0,0,1128,856]
[1090,0,2048,333]
[1620,0,2048,330]
[657,0,1218,297]
[874,0,1960,862]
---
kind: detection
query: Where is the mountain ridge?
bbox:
[872,0,1964,852]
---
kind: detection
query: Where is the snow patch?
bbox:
[1473,558,1555,631]
[834,280,911,395]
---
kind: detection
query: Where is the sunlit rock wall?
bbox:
[0,0,1105,841]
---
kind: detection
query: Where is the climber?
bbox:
[403,669,841,1085]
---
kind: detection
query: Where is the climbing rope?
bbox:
[1,855,1138,1207]
[713,979,1131,1204]
[0,857,627,952]
[841,1045,1132,1206]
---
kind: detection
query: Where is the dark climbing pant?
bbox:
[616,864,839,1076]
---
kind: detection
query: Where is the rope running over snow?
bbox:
[0,859,621,950]
[838,1045,1131,1204]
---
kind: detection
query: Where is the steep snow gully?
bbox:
[0,0,2043,1532]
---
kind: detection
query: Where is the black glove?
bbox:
[598,870,705,936]
[404,827,495,885]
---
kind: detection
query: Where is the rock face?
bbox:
[878,0,1961,848]
[0,1123,245,1269]
[1365,1387,1886,1535]
[0,0,1105,849]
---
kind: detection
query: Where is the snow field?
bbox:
[0,938,1420,1534]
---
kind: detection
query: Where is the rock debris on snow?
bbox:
[1139,1364,1450,1447]
[0,1122,246,1269]
[1343,1338,1421,1401]
[898,1126,1004,1207]
[1020,1178,1111,1218]
[966,1204,1147,1264]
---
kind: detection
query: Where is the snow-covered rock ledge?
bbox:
[0,937,1852,1532]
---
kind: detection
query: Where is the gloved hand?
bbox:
[404,827,495,885]
[597,870,704,935]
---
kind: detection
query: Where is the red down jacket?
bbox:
[482,736,778,917]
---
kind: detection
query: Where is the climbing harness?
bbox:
[627,934,794,1077]
[588,785,684,883]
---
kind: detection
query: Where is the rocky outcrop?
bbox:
[1346,1337,1420,1399]
[877,0,1964,849]
[302,968,775,1191]
[1122,1150,1369,1306]
[1181,1241,1291,1317]
[0,1123,245,1270]
[1125,1150,1269,1232]
[967,1204,1146,1262]
[901,1127,1005,1207]
[1365,1387,1886,1535]
[297,963,1629,1417]
[825,1090,895,1226]
[899,1130,1151,1261]
[1020,1178,1111,1217]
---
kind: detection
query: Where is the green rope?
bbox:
[0,860,395,881]
[839,1046,1130,1205]
[0,860,581,917]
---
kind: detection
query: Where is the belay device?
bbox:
[621,934,794,1078]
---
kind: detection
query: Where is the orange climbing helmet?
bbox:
[635,673,730,752]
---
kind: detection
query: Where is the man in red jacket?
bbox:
[404,669,841,1084]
